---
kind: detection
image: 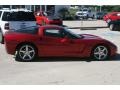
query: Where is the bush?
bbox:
[58,8,69,20]
[58,8,76,20]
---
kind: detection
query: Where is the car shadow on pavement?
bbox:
[22,54,120,62]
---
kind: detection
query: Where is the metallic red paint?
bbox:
[4,25,117,59]
[103,12,120,22]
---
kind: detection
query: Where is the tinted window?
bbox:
[15,26,38,34]
[2,11,36,21]
[44,29,62,37]
[65,28,82,39]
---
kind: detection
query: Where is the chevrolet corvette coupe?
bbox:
[4,25,117,61]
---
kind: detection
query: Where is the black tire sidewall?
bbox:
[0,29,4,44]
[109,24,115,31]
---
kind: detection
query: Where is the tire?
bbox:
[92,15,95,19]
[15,44,37,62]
[0,29,4,44]
[109,24,118,31]
[109,24,115,31]
[92,45,109,60]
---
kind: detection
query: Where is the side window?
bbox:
[44,29,62,37]
[16,26,38,34]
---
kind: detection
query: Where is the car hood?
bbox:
[80,34,102,40]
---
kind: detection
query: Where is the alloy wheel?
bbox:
[93,46,108,60]
[19,45,36,61]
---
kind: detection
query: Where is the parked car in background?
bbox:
[103,12,120,23]
[75,8,95,19]
[35,11,63,26]
[108,20,120,31]
[0,8,36,44]
[96,12,107,20]
[4,25,117,62]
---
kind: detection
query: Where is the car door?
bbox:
[39,28,84,57]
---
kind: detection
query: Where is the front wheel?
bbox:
[109,24,115,31]
[92,45,109,60]
[15,44,37,62]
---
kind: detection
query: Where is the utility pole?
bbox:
[45,5,47,12]
[100,5,102,12]
[40,5,42,11]
[10,5,12,9]
[34,5,35,12]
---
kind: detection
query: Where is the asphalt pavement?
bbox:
[0,20,120,85]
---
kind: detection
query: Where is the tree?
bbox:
[58,8,69,19]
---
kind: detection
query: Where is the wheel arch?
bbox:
[16,42,38,54]
[91,43,111,56]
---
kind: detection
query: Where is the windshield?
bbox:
[2,11,36,21]
[64,28,82,39]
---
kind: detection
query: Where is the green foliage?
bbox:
[58,8,69,19]
[102,5,120,12]
[58,8,75,20]
[112,6,120,12]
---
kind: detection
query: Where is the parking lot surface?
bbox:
[0,20,120,85]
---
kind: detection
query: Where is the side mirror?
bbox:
[60,36,72,43]
[61,38,68,43]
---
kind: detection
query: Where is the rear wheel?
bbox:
[92,45,109,60]
[109,24,119,31]
[109,24,115,31]
[0,29,4,44]
[16,44,37,62]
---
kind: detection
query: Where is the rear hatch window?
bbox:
[2,11,36,21]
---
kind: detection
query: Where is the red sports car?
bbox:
[35,11,63,26]
[103,12,120,23]
[4,25,117,61]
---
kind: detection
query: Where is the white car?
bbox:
[75,8,95,19]
[0,8,37,43]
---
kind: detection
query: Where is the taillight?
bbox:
[4,23,9,30]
